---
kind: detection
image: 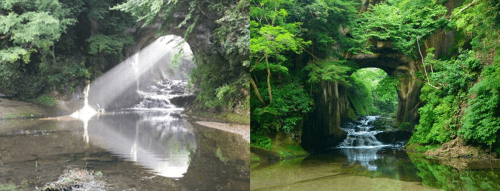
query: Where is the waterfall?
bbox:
[337,116,386,148]
[336,116,389,171]
[129,79,187,112]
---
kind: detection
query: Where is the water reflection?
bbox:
[409,154,500,191]
[336,116,391,171]
[87,111,196,178]
[341,148,383,171]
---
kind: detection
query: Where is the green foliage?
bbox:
[288,0,358,57]
[352,0,448,57]
[43,57,92,91]
[214,0,250,67]
[411,93,458,144]
[250,133,272,149]
[87,34,134,56]
[0,0,135,99]
[459,63,500,145]
[372,76,399,114]
[411,49,484,145]
[250,0,313,140]
[347,73,376,116]
[344,68,399,116]
[0,182,17,191]
[30,94,58,107]
[0,0,75,64]
[304,58,355,86]
[191,61,249,109]
[252,81,312,133]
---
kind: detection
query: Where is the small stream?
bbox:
[0,79,249,190]
[251,116,500,191]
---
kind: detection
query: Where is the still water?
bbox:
[251,116,500,191]
[0,80,249,190]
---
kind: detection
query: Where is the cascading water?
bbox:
[129,79,188,112]
[336,116,391,171]
[338,116,385,148]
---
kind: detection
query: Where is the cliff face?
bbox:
[302,81,349,151]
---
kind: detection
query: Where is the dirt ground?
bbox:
[195,121,250,143]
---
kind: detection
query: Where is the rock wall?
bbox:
[302,81,349,151]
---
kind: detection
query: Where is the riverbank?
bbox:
[185,110,250,125]
[250,136,308,168]
[0,98,50,120]
[184,109,250,143]
[195,121,249,143]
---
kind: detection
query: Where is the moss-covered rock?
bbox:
[373,116,395,130]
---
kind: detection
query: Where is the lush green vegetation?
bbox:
[0,0,135,100]
[409,0,500,154]
[1,0,249,115]
[348,68,398,116]
[251,0,500,155]
[250,0,360,148]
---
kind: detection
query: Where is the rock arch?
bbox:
[302,35,454,151]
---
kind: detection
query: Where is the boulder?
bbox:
[375,130,412,144]
[170,95,197,108]
[373,116,395,130]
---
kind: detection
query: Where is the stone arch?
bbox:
[302,41,425,151]
[346,45,423,128]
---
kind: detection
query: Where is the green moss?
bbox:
[270,139,308,159]
[274,144,308,159]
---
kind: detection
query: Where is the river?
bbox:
[251,116,500,191]
[0,79,249,190]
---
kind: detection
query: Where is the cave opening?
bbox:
[346,67,399,118]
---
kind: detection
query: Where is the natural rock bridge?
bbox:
[301,29,458,151]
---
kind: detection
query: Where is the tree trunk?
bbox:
[265,54,272,103]
[250,76,266,105]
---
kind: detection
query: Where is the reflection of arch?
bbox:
[87,113,197,178]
